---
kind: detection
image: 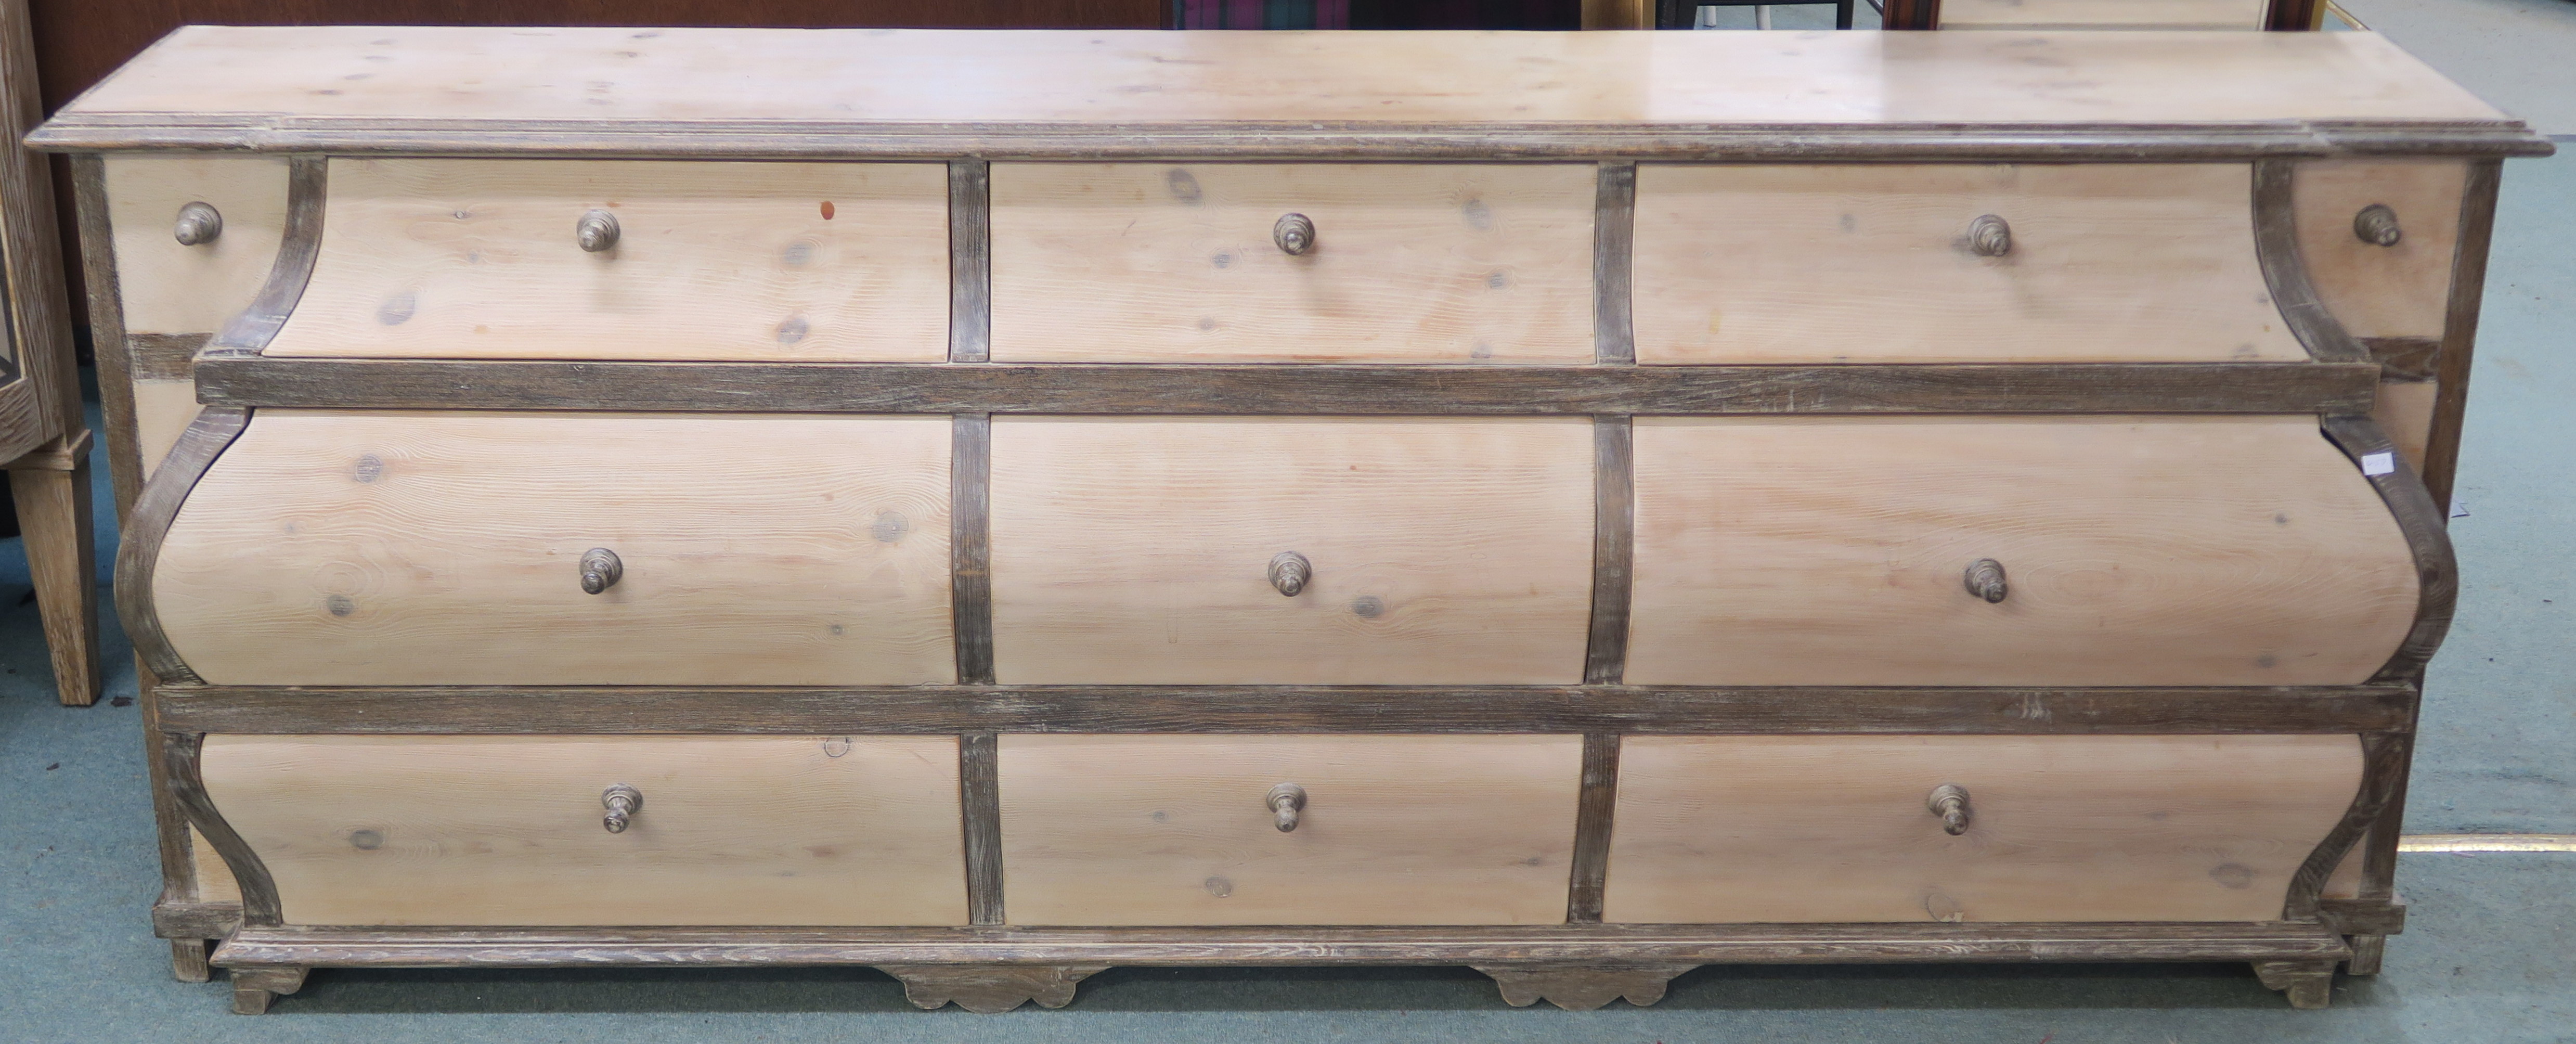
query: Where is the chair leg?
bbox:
[7,452,101,706]
[1839,0,1855,29]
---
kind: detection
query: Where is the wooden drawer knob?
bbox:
[577,209,622,252]
[173,201,223,246]
[1266,782,1307,832]
[1963,558,2008,603]
[1273,212,1316,256]
[601,783,643,833]
[2353,204,2402,247]
[580,547,625,595]
[1268,551,1312,597]
[1967,214,2012,257]
[1926,783,1971,835]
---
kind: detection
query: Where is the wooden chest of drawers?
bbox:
[35,25,2548,1015]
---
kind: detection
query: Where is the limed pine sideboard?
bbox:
[31,25,2551,1014]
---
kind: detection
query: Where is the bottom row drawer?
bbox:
[199,733,2360,928]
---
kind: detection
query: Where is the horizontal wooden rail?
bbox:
[153,683,2416,735]
[191,357,2383,415]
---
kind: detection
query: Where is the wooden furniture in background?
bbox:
[0,0,96,707]
[34,26,2545,1015]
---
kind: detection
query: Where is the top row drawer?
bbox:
[235,159,2317,364]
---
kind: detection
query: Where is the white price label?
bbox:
[2360,452,2396,476]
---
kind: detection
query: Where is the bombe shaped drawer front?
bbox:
[1625,417,2420,687]
[1632,164,2306,363]
[989,163,1596,363]
[999,734,1583,926]
[149,411,954,685]
[262,159,949,360]
[987,417,1598,684]
[201,735,968,926]
[1604,735,2362,923]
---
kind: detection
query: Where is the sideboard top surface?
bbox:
[28,27,2546,158]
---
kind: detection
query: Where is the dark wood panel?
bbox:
[2255,159,2370,365]
[191,358,2384,415]
[2321,415,2457,685]
[1582,416,1633,685]
[111,406,248,685]
[164,731,283,927]
[1564,733,1620,923]
[959,733,1003,926]
[149,683,2418,735]
[2283,731,2407,922]
[212,921,2352,968]
[2423,159,2504,514]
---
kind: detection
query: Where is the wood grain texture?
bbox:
[166,730,281,925]
[191,357,2386,416]
[1564,733,1621,924]
[960,733,1003,926]
[102,154,291,334]
[262,159,948,362]
[199,734,968,926]
[129,332,208,382]
[2294,160,2465,340]
[1603,734,2362,923]
[2320,416,2455,683]
[2256,158,2370,364]
[2423,160,2503,514]
[948,160,990,364]
[203,155,323,358]
[0,0,75,456]
[1478,962,1693,1010]
[996,734,1582,925]
[879,963,1103,1012]
[988,418,1595,684]
[951,415,994,686]
[1583,417,1633,686]
[7,453,101,704]
[69,154,147,518]
[191,826,241,905]
[1938,0,2264,29]
[31,29,2525,156]
[1632,164,2306,364]
[2282,731,2404,922]
[149,410,955,686]
[150,684,2419,737]
[989,163,1594,363]
[130,379,203,480]
[209,921,2354,968]
[1591,162,1635,365]
[1625,417,2422,687]
[114,407,249,684]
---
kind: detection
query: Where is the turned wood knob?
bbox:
[1967,214,2012,257]
[1268,551,1312,597]
[1927,783,1971,835]
[173,201,223,246]
[602,784,643,833]
[580,547,624,595]
[2353,204,2401,247]
[1273,213,1316,256]
[1963,558,2008,603]
[577,209,622,252]
[1267,782,1307,832]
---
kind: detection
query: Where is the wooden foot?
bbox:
[5,445,100,706]
[229,966,307,1015]
[2346,934,2387,976]
[2254,959,2336,1009]
[170,938,211,983]
[878,964,1106,1013]
[1474,963,1697,1010]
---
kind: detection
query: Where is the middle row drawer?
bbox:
[148,411,2419,687]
